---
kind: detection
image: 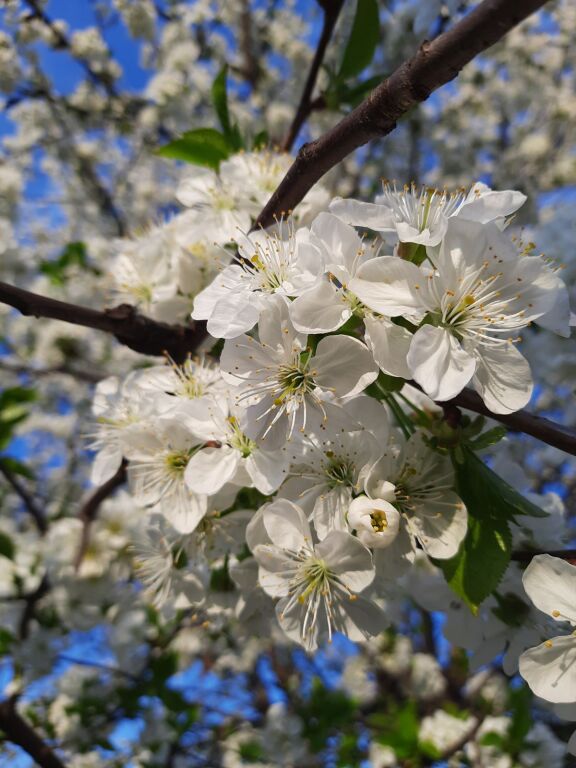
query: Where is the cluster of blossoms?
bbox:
[91,166,571,668]
[109,150,329,323]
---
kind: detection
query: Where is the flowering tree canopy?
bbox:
[1,0,576,766]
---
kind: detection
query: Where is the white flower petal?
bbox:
[407,325,476,401]
[523,554,576,625]
[312,335,378,398]
[472,343,533,415]
[519,635,576,704]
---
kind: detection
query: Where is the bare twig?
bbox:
[257,0,549,227]
[238,0,260,87]
[18,575,50,641]
[74,461,127,570]
[0,696,67,768]
[22,0,119,101]
[0,281,207,363]
[0,463,48,535]
[281,0,345,151]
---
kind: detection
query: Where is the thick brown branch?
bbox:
[0,281,206,363]
[256,0,549,227]
[0,464,48,535]
[0,696,67,768]
[281,0,345,151]
[449,388,576,456]
[74,461,127,570]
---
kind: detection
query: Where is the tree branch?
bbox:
[0,463,48,535]
[22,0,119,101]
[0,281,206,363]
[0,696,67,768]
[256,0,549,227]
[512,549,576,564]
[449,388,576,456]
[281,0,345,151]
[74,461,127,570]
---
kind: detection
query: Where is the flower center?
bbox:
[164,450,192,475]
[370,510,389,532]
[296,558,331,603]
[324,452,356,488]
[227,415,256,457]
[275,359,314,404]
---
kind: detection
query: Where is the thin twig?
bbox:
[256,0,550,228]
[74,461,127,570]
[281,0,345,151]
[0,464,48,535]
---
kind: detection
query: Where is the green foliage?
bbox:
[434,448,515,613]
[0,455,34,480]
[369,701,420,759]
[491,591,531,628]
[0,531,15,561]
[0,386,36,450]
[156,128,232,169]
[435,446,546,613]
[0,628,14,656]
[365,371,405,397]
[40,242,98,286]
[212,65,243,151]
[297,680,357,753]
[337,0,380,81]
[156,66,245,168]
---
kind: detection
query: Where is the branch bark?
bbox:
[0,696,67,768]
[450,388,576,456]
[512,549,576,564]
[0,281,206,363]
[74,461,127,570]
[281,0,345,151]
[257,0,549,227]
[0,463,48,535]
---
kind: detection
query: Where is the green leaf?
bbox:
[252,129,269,150]
[0,456,34,480]
[0,387,36,448]
[370,702,419,759]
[337,0,380,81]
[156,128,231,169]
[211,66,243,151]
[0,531,15,561]
[212,66,231,136]
[468,425,508,450]
[434,448,519,612]
[40,242,97,286]
[507,685,533,753]
[332,73,384,107]
[0,628,13,655]
[466,451,548,519]
[491,591,531,628]
[365,371,405,398]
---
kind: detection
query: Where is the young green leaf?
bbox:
[156,128,231,169]
[212,65,232,136]
[337,0,380,81]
